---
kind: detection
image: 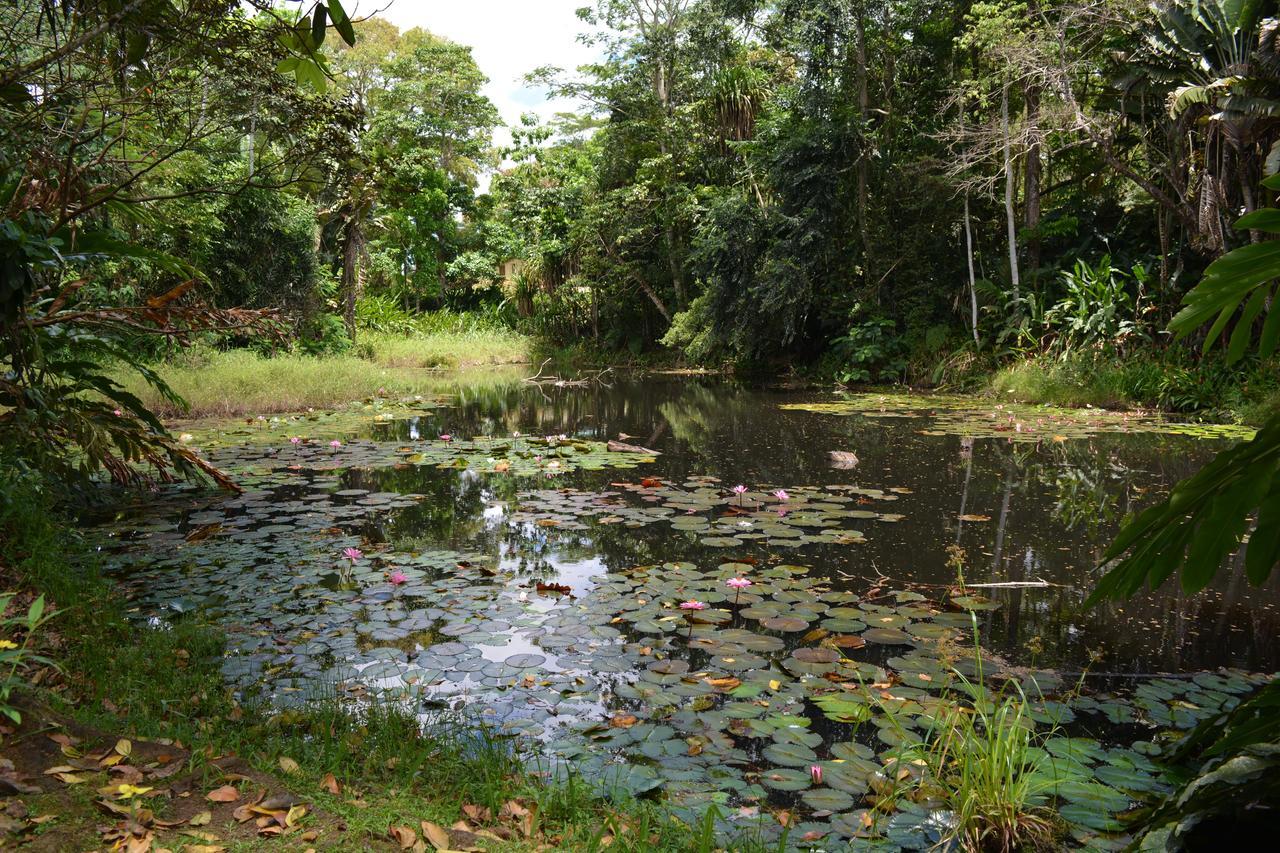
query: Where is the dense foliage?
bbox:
[483,0,1280,378]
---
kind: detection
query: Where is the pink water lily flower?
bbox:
[388,570,409,585]
[342,547,363,561]
[732,484,748,495]
[810,765,823,784]
[679,600,707,640]
[773,489,790,501]
[290,436,301,445]
[329,440,342,448]
[726,577,753,590]
[440,434,452,441]
[113,408,123,416]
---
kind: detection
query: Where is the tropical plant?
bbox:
[1089,176,1280,841]
[0,592,57,724]
[1124,0,1280,252]
[1126,682,1280,847]
[1,1,354,490]
[1043,256,1149,355]
[1087,176,1280,604]
[828,307,907,384]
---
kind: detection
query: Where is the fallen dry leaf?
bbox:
[389,824,418,849]
[320,772,340,795]
[189,811,212,826]
[277,756,300,774]
[461,803,492,824]
[206,785,239,803]
[420,820,450,850]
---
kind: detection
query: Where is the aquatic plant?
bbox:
[925,692,1058,852]
[725,576,752,607]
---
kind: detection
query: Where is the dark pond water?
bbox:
[88,372,1280,846]
[351,374,1280,675]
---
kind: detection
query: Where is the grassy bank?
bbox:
[978,352,1280,426]
[0,475,771,851]
[360,328,529,369]
[116,331,529,419]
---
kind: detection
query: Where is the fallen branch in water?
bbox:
[963,578,1065,589]
[524,359,614,387]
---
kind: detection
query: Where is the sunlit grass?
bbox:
[363,328,529,369]
[114,344,529,419]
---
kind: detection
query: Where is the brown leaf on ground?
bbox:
[419,820,450,850]
[608,713,638,728]
[206,785,239,802]
[461,803,492,824]
[149,759,185,780]
[321,772,341,795]
[390,824,419,849]
[498,800,536,838]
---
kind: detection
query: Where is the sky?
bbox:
[369,0,600,149]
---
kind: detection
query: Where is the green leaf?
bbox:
[327,0,356,45]
[1234,209,1280,233]
[1228,286,1269,363]
[1260,291,1280,358]
[311,6,327,47]
[1246,489,1280,585]
[26,595,44,630]
[1089,419,1280,605]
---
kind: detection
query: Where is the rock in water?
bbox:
[829,450,859,469]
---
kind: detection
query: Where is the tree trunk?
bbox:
[1001,83,1021,306]
[855,7,872,290]
[964,193,979,345]
[1023,79,1042,276]
[342,216,363,343]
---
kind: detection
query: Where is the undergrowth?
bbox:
[988,352,1280,424]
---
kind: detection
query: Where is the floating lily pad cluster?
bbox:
[83,401,1278,851]
[187,434,654,480]
[781,394,1258,442]
[509,478,905,548]
[179,398,448,449]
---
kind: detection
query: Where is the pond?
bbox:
[87,371,1280,848]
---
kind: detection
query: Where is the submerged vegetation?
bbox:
[3,0,1280,850]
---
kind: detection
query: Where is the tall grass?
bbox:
[113,346,528,419]
[924,686,1057,852]
[362,328,527,369]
